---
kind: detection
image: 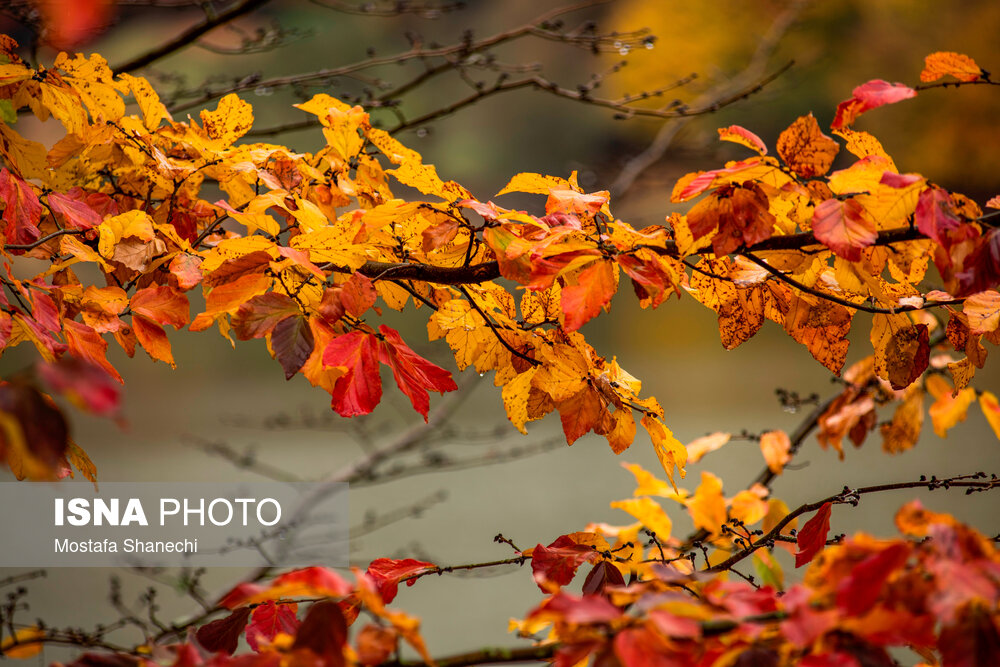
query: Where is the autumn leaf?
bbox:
[47,190,102,229]
[811,198,876,261]
[718,125,767,155]
[920,52,986,83]
[686,431,731,463]
[981,391,1000,440]
[560,260,617,331]
[0,167,42,246]
[831,80,917,130]
[291,601,347,667]
[795,502,832,568]
[323,331,382,417]
[356,625,398,666]
[377,325,457,420]
[246,601,299,652]
[366,558,436,603]
[642,415,686,490]
[925,374,976,437]
[529,536,595,593]
[963,290,1000,334]
[610,497,672,540]
[271,315,314,380]
[777,114,839,178]
[686,182,775,256]
[232,293,300,340]
[200,94,254,146]
[760,430,791,474]
[686,472,727,534]
[195,607,252,655]
[0,626,45,659]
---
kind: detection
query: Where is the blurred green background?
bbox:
[1,0,999,661]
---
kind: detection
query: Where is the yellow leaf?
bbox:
[833,128,897,171]
[920,51,984,83]
[1,626,45,658]
[980,391,1000,441]
[610,497,672,539]
[620,462,687,501]
[389,161,471,202]
[97,210,155,258]
[496,172,574,197]
[686,472,727,534]
[925,374,976,437]
[502,369,537,434]
[880,385,924,454]
[120,73,172,131]
[642,415,686,491]
[200,93,254,146]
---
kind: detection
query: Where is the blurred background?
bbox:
[1,0,999,662]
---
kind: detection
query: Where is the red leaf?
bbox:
[377,324,457,420]
[246,601,299,652]
[47,191,102,230]
[323,331,381,417]
[536,592,622,625]
[686,182,775,256]
[530,535,595,592]
[811,198,876,261]
[0,167,42,246]
[365,558,436,604]
[795,502,833,568]
[831,80,916,129]
[195,607,251,655]
[614,626,676,667]
[834,542,910,616]
[916,186,962,249]
[232,293,300,340]
[37,357,121,417]
[581,560,625,596]
[939,604,1000,667]
[560,260,616,331]
[291,601,347,667]
[270,315,314,380]
[956,228,1000,296]
[37,0,112,49]
[131,286,189,328]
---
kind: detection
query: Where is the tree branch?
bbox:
[114,0,276,73]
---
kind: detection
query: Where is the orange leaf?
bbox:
[0,626,45,659]
[963,290,1000,334]
[685,432,731,463]
[642,415,686,491]
[561,260,616,331]
[131,285,189,329]
[759,430,791,474]
[920,52,985,83]
[686,472,726,534]
[777,114,839,178]
[610,497,672,540]
[925,374,976,437]
[978,391,1000,441]
[133,315,174,367]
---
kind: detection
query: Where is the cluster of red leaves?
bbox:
[517,503,999,667]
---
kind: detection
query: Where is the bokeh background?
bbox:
[1,0,999,662]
